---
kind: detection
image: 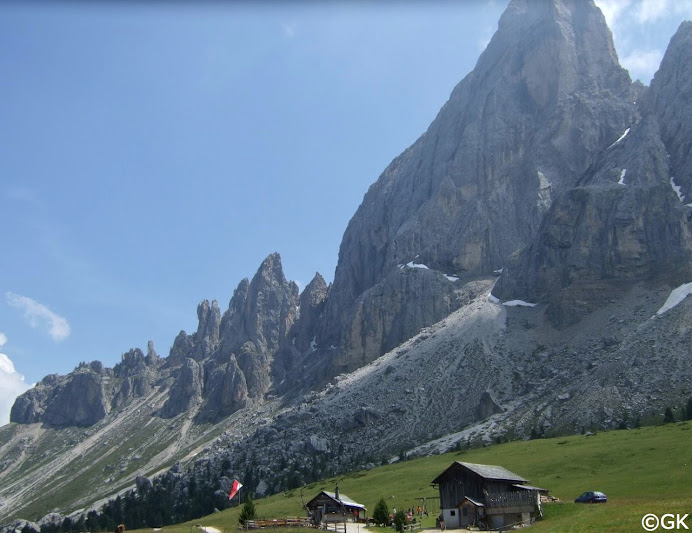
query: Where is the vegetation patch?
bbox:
[126,422,691,533]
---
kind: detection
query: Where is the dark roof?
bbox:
[432,462,528,484]
[305,491,366,511]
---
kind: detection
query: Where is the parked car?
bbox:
[575,491,607,503]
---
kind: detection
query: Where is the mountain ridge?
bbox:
[2,0,692,527]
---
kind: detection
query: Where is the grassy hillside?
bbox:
[134,422,692,533]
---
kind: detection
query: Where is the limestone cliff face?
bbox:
[10,348,167,427]
[273,273,328,391]
[311,0,636,380]
[494,21,692,324]
[112,347,157,408]
[640,21,692,201]
[11,365,108,427]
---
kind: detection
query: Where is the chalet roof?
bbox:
[324,491,366,510]
[431,462,528,484]
[305,491,366,511]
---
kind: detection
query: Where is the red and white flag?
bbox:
[229,479,243,500]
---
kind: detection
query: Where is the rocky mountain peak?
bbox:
[494,16,692,324]
[640,20,692,201]
[494,0,625,96]
[311,0,636,383]
[191,299,221,361]
[301,272,328,307]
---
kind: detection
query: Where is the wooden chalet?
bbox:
[305,486,366,526]
[431,462,547,530]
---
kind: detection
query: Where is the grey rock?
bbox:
[353,407,380,427]
[191,300,221,361]
[224,354,251,410]
[146,340,160,365]
[640,21,692,202]
[160,358,203,418]
[306,435,329,454]
[255,480,269,497]
[37,513,62,528]
[168,331,194,365]
[476,391,504,420]
[41,371,108,427]
[135,475,153,493]
[0,520,40,533]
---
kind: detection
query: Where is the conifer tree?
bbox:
[373,497,390,526]
[239,495,256,525]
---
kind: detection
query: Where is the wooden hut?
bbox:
[305,485,366,527]
[431,462,547,530]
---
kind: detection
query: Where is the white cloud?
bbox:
[635,0,673,23]
[0,351,32,426]
[621,48,664,81]
[0,332,6,347]
[594,0,633,30]
[6,292,71,341]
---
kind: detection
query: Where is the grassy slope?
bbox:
[135,422,692,533]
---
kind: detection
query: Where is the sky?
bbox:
[1,0,691,425]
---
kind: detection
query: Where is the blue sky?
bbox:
[1,0,691,424]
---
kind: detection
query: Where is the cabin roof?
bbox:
[432,461,528,484]
[305,491,366,510]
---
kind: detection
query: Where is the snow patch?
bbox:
[670,177,685,202]
[406,261,429,270]
[655,282,692,316]
[608,127,630,148]
[618,169,627,185]
[310,336,317,351]
[502,300,537,307]
[487,293,500,304]
[444,274,459,282]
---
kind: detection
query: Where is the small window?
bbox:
[450,511,456,517]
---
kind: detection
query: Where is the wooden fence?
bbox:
[242,517,312,529]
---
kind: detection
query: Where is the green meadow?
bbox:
[134,422,692,533]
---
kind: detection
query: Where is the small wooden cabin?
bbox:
[305,486,366,526]
[431,462,547,530]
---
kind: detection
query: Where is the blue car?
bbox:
[575,491,607,503]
